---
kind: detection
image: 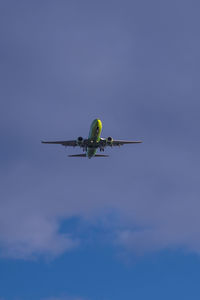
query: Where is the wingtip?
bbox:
[134,140,143,143]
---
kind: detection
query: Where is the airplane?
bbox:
[41,119,142,159]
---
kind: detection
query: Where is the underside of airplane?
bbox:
[42,119,142,158]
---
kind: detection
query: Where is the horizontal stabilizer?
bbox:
[68,154,86,157]
[68,154,109,158]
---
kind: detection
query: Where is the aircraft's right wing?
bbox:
[41,140,78,146]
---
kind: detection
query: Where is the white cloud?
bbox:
[0,164,79,259]
[0,215,78,259]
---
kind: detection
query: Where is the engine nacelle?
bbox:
[106,136,113,145]
[77,136,84,146]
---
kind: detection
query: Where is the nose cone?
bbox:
[97,119,102,128]
[92,118,102,128]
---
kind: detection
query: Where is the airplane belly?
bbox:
[87,147,97,158]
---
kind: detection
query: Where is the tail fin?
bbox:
[68,154,109,158]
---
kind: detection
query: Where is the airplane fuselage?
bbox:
[87,119,102,158]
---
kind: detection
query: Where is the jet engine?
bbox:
[106,136,113,145]
[77,136,84,146]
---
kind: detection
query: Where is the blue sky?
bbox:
[1,0,200,299]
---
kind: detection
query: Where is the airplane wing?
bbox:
[112,140,142,146]
[100,138,142,147]
[41,140,78,146]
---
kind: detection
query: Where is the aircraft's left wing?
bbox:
[100,138,142,147]
[41,140,78,146]
[112,140,142,146]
